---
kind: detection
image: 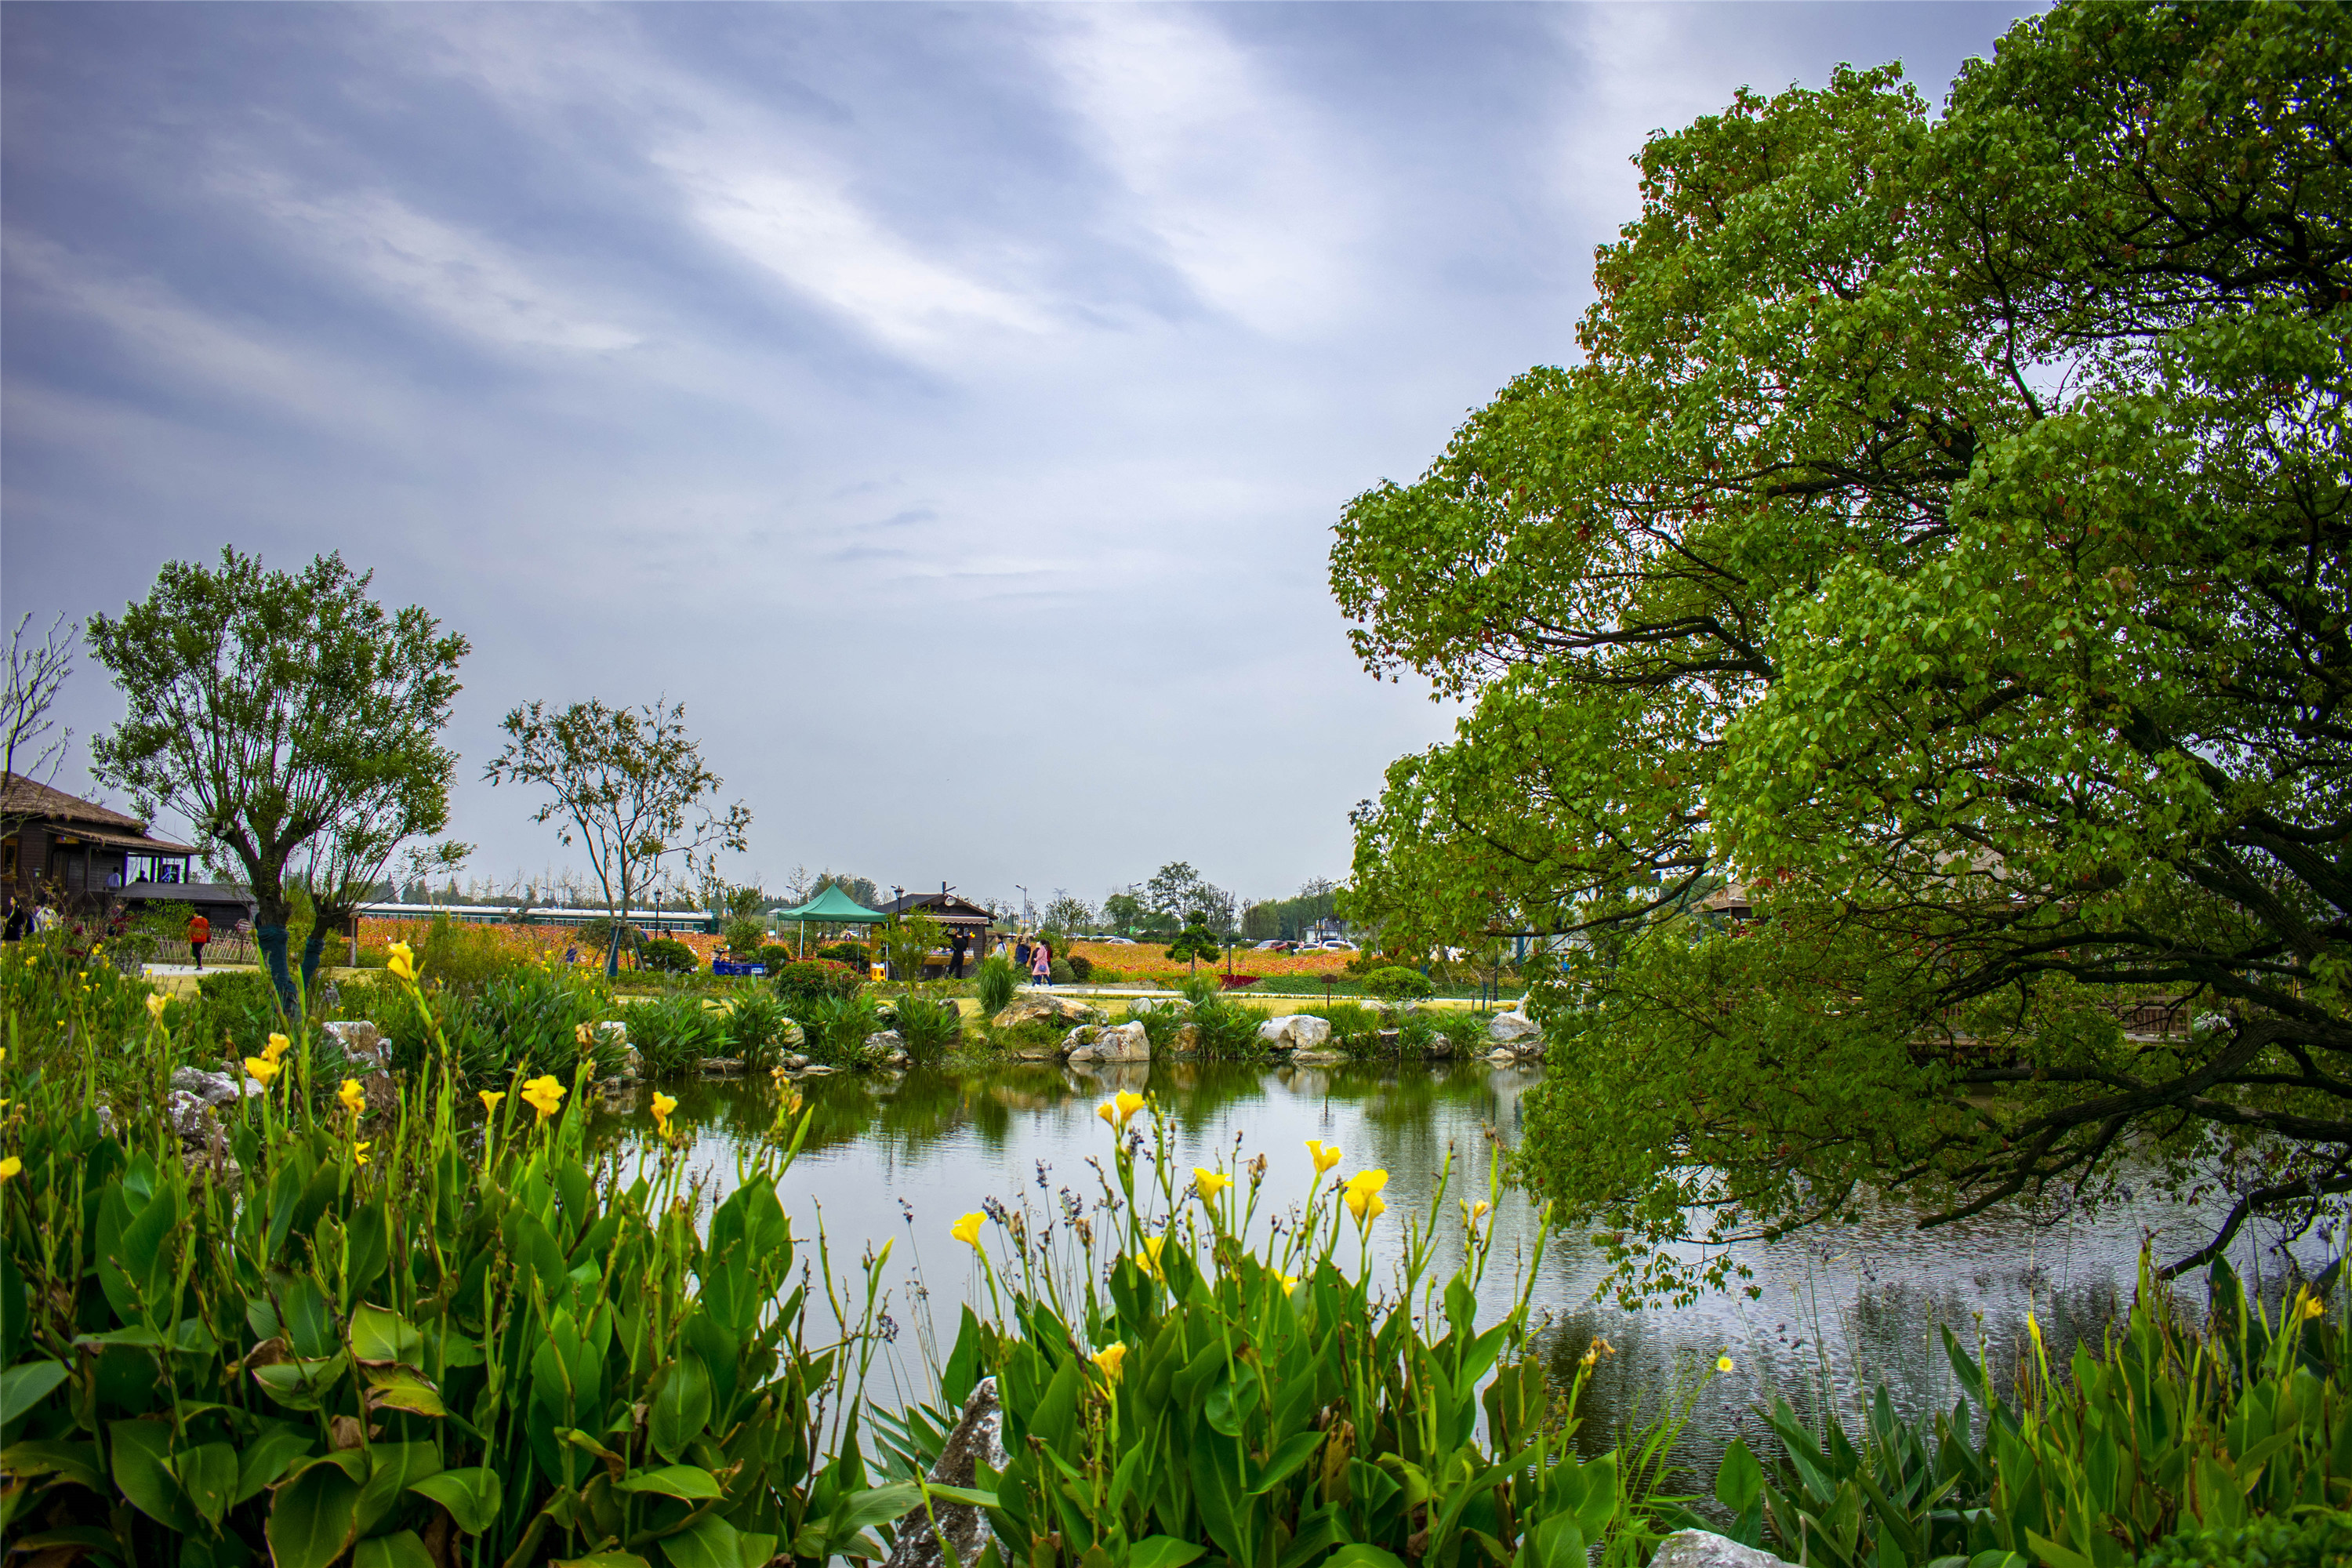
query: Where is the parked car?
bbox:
[1317,940,1359,951]
[1254,938,1291,950]
[1087,935,1137,945]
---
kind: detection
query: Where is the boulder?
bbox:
[1422,1035,1455,1060]
[800,1064,837,1076]
[595,1022,630,1047]
[1486,1011,1541,1044]
[321,1019,391,1071]
[1067,1021,1150,1064]
[864,1031,905,1062]
[167,1090,238,1182]
[1374,1029,1400,1053]
[1289,1048,1346,1066]
[783,1053,810,1071]
[1650,1533,1788,1568]
[1486,1048,1519,1066]
[1257,1014,1333,1051]
[882,1378,1007,1568]
[703,1057,746,1076]
[171,1065,247,1106]
[991,994,1105,1031]
[1172,1023,1202,1055]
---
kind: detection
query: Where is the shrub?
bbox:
[776,957,863,1004]
[1049,957,1075,985]
[1364,964,1435,1001]
[641,936,700,974]
[1305,1000,1384,1056]
[476,964,622,1079]
[573,915,642,961]
[722,914,768,958]
[888,996,962,1065]
[416,912,519,993]
[1438,1010,1492,1058]
[727,989,803,1069]
[988,1018,1065,1055]
[2144,1515,2352,1568]
[632,989,726,1077]
[1089,964,1123,985]
[815,940,868,966]
[804,991,884,1065]
[1065,950,1094,982]
[757,942,796,970]
[975,953,1022,1013]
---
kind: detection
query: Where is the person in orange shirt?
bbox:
[187,911,210,971]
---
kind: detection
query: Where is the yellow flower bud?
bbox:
[951,1211,986,1248]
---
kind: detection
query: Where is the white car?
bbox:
[1087,935,1137,945]
[1316,940,1359,951]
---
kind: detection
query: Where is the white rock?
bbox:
[1257,1014,1334,1051]
[1650,1532,1788,1568]
[1067,1021,1150,1064]
[1487,1049,1518,1065]
[882,1378,1007,1568]
[321,1019,391,1069]
[171,1066,246,1105]
[1486,1011,1541,1044]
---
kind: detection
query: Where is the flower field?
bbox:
[1069,939,1354,980]
[356,916,725,967]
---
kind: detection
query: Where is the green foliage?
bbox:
[1711,1261,2352,1568]
[1298,1001,1384,1057]
[1361,967,1432,1003]
[1120,1001,1185,1054]
[1065,950,1094,983]
[2143,1513,2352,1568]
[775,958,862,1006]
[815,942,868,967]
[877,911,944,984]
[756,943,795,971]
[1049,958,1075,985]
[802,992,884,1068]
[886,996,961,1066]
[0,1000,904,1568]
[932,1099,1687,1568]
[474,964,621,1080]
[1181,991,1270,1061]
[403,914,511,995]
[721,916,768,959]
[1163,920,1221,966]
[725,990,803,1071]
[640,937,699,975]
[632,989,727,1078]
[1332,1,2352,1289]
[975,954,1022,1014]
[573,915,641,960]
[85,547,467,1007]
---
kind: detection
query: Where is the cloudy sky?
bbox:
[3,1,2033,914]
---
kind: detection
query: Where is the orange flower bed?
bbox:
[357,917,725,968]
[1066,941,1354,980]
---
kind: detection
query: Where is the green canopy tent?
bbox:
[772,885,889,959]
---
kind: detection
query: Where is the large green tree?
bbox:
[88,550,469,1007]
[1332,1,2352,1298]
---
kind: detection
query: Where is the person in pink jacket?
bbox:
[1030,938,1052,986]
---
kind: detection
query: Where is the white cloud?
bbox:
[223,178,644,354]
[1040,9,1369,335]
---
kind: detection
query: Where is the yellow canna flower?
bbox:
[951,1211,986,1249]
[1091,1341,1128,1380]
[652,1091,678,1127]
[1717,1355,1735,1374]
[2300,1290,2326,1321]
[1306,1138,1343,1174]
[1279,1272,1300,1298]
[0,1155,20,1181]
[386,942,416,982]
[480,1090,506,1115]
[1194,1167,1233,1203]
[1139,1234,1167,1280]
[1463,1199,1491,1222]
[263,1033,292,1063]
[520,1075,567,1120]
[1112,1090,1145,1125]
[338,1079,367,1116]
[245,1056,281,1088]
[1342,1169,1389,1224]
[146,993,167,1022]
[353,1141,372,1167]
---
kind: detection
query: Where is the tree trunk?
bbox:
[256,924,297,1011]
[299,927,327,995]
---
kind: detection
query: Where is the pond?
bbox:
[594,1055,2321,1485]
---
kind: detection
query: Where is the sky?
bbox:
[2,1,2038,916]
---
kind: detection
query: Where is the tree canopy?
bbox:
[1331,1,2352,1298]
[88,550,466,1007]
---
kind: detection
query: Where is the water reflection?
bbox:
[592,1058,2321,1478]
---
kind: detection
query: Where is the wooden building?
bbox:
[2,773,254,926]
[877,888,1000,977]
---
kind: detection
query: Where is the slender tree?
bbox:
[1,613,78,848]
[88,550,467,1007]
[483,697,750,976]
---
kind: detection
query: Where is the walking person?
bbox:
[187,910,210,971]
[1030,938,1052,988]
[1014,935,1033,975]
[949,928,970,980]
[2,900,25,942]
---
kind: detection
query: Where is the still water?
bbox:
[597,1056,2324,1479]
